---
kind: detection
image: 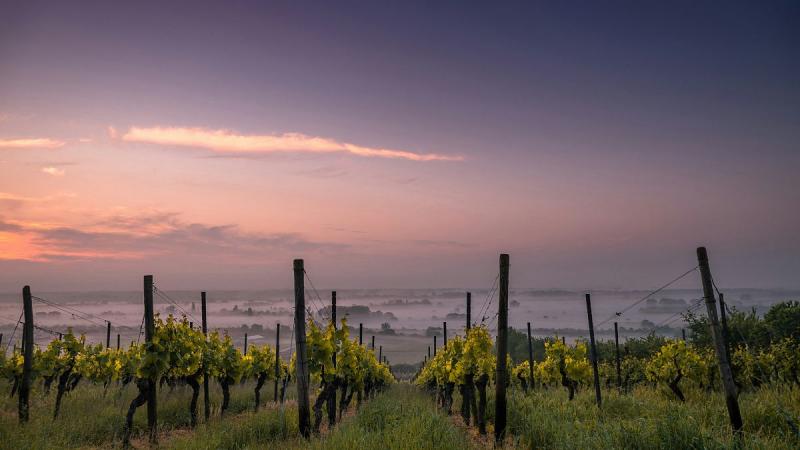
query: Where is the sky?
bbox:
[0,0,798,292]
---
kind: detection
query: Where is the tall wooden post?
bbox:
[274,323,280,402]
[359,323,363,345]
[494,253,509,442]
[328,291,337,426]
[106,321,111,348]
[527,322,535,387]
[614,322,621,390]
[143,275,157,443]
[244,333,248,355]
[697,247,743,433]
[117,333,121,350]
[433,335,437,356]
[585,293,602,407]
[293,259,311,438]
[466,292,472,330]
[443,321,448,348]
[202,292,210,421]
[371,335,375,350]
[378,345,382,363]
[428,345,431,358]
[19,286,33,423]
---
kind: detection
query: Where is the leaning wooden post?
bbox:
[244,333,248,355]
[106,321,111,349]
[614,322,621,391]
[697,247,743,433]
[494,253,509,442]
[143,275,158,443]
[293,259,311,438]
[274,323,280,402]
[527,322,535,388]
[19,285,33,423]
[466,292,472,330]
[201,291,210,421]
[585,293,602,407]
[359,323,363,345]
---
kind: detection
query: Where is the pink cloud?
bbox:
[121,126,463,162]
[0,138,65,149]
[42,167,66,176]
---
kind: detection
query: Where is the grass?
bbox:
[3,379,799,449]
[0,379,295,449]
[301,384,477,450]
[483,384,800,449]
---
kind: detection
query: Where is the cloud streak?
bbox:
[42,167,66,176]
[0,138,65,149]
[121,126,463,162]
[0,212,346,263]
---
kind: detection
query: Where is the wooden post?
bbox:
[614,322,621,391]
[202,291,210,421]
[428,345,431,358]
[433,335,437,356]
[562,336,566,345]
[719,293,732,363]
[697,247,743,433]
[466,292,472,330]
[378,345,382,363]
[682,328,687,341]
[274,323,280,402]
[359,323,363,345]
[106,321,111,349]
[19,285,33,423]
[527,322,535,387]
[585,293,602,407]
[494,253,509,442]
[190,321,193,329]
[328,291,337,426]
[371,335,375,350]
[143,275,157,443]
[293,259,311,438]
[0,333,3,348]
[244,333,248,355]
[117,333,121,350]
[443,321,447,348]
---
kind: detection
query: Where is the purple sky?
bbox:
[0,1,798,291]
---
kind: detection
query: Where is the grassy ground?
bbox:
[4,379,799,449]
[0,379,295,449]
[448,383,800,449]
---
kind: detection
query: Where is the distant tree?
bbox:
[379,322,396,335]
[686,300,800,350]
[425,327,442,337]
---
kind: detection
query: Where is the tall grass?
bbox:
[304,384,477,450]
[0,379,295,448]
[499,385,800,449]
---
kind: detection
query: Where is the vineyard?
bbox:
[0,251,799,449]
